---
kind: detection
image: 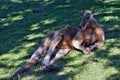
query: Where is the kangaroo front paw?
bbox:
[83,47,91,54]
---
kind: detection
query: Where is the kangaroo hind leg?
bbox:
[31,32,55,61]
[49,48,70,66]
[42,33,62,66]
[43,48,70,72]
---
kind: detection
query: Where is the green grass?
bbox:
[0,0,120,80]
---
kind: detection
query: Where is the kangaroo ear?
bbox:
[82,9,87,16]
[91,8,96,14]
[90,8,96,17]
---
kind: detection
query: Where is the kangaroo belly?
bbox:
[57,37,73,49]
[56,27,80,49]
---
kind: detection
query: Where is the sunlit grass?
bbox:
[12,15,24,21]
[0,0,120,80]
[102,16,119,21]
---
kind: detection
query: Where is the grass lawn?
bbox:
[0,0,120,80]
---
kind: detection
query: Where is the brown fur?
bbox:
[10,9,105,79]
[81,25,104,47]
[56,27,80,49]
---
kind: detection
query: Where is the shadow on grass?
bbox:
[0,0,120,80]
[106,73,120,80]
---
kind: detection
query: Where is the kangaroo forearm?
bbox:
[72,40,84,51]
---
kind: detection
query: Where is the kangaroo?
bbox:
[10,9,105,79]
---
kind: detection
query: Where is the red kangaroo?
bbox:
[10,9,105,79]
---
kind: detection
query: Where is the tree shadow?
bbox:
[0,0,120,80]
[106,73,120,80]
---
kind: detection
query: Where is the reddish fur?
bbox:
[56,27,80,49]
[55,25,104,50]
[11,25,104,79]
[11,9,105,78]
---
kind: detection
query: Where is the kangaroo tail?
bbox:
[10,48,43,79]
[10,47,44,79]
[10,59,38,79]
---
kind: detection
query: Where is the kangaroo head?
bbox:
[79,8,97,30]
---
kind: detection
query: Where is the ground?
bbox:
[0,0,120,80]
